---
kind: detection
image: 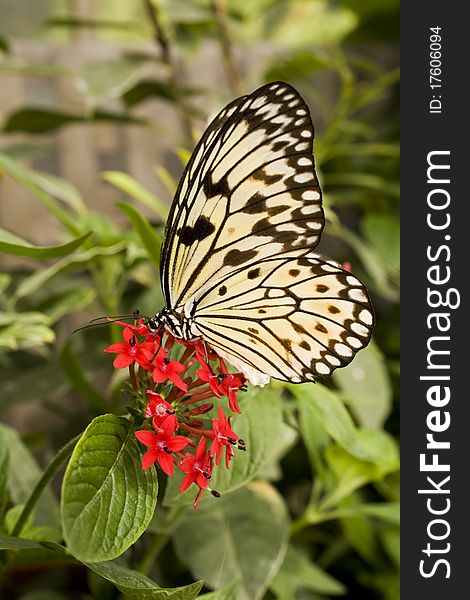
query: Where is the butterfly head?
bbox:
[147,307,192,341]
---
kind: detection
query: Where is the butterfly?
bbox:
[148,81,374,386]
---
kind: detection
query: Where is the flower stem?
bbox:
[11,434,81,537]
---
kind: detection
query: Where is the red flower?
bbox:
[135,416,189,475]
[151,353,187,391]
[145,391,177,429]
[179,437,213,494]
[217,360,246,413]
[210,406,238,466]
[104,326,153,369]
[196,360,223,397]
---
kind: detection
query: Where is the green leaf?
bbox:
[0,153,80,234]
[77,57,150,103]
[38,287,96,323]
[321,430,399,508]
[122,80,202,110]
[0,36,10,53]
[0,312,55,350]
[0,359,69,411]
[164,387,283,506]
[296,385,331,479]
[3,108,145,134]
[47,17,140,31]
[271,545,347,597]
[117,202,163,269]
[173,482,289,600]
[13,242,127,302]
[0,440,8,511]
[28,170,86,215]
[60,341,108,413]
[290,383,374,461]
[267,1,357,47]
[362,213,400,272]
[0,536,63,551]
[380,525,400,567]
[5,504,34,534]
[86,561,204,599]
[0,228,91,259]
[0,424,60,528]
[61,414,158,562]
[197,581,240,600]
[333,344,392,429]
[264,51,329,82]
[103,171,169,220]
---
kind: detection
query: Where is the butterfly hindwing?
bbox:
[192,254,374,383]
[161,82,324,311]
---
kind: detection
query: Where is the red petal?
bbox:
[123,327,136,343]
[152,369,166,384]
[141,449,158,470]
[180,471,196,492]
[104,342,127,353]
[193,487,204,510]
[160,415,178,437]
[135,430,157,447]
[180,456,196,473]
[168,436,190,452]
[195,437,207,460]
[158,451,174,476]
[168,372,188,392]
[113,353,134,368]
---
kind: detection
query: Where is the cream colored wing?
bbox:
[160,82,324,311]
[192,253,374,383]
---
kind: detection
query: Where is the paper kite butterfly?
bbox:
[148,81,375,386]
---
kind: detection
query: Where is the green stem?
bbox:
[212,0,242,96]
[144,0,195,147]
[137,506,184,575]
[11,434,81,537]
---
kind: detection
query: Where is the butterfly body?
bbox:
[151,82,375,385]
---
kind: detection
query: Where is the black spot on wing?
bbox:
[180,216,216,246]
[248,267,261,279]
[223,248,258,266]
[203,175,231,199]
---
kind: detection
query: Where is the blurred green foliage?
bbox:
[0,0,399,598]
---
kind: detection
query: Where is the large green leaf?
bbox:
[0,424,60,528]
[197,581,240,600]
[61,414,158,562]
[173,482,289,600]
[271,545,347,597]
[332,344,392,429]
[86,561,204,599]
[163,387,283,506]
[0,228,91,259]
[321,429,399,509]
[290,383,375,461]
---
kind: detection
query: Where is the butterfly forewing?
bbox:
[161,82,324,310]
[191,254,374,383]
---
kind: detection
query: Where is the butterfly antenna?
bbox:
[72,310,144,335]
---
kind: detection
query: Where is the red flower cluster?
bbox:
[105,318,247,509]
